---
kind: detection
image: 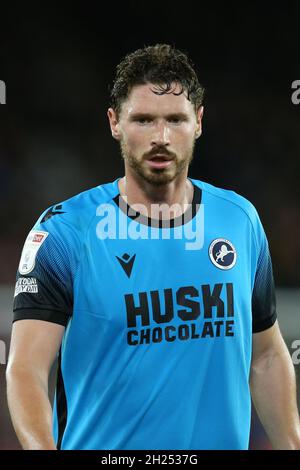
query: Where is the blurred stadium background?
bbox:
[0,3,299,450]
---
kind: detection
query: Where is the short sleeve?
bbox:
[251,214,277,333]
[13,204,79,326]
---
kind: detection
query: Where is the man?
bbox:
[6,44,300,450]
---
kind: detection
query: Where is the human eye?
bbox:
[168,115,186,124]
[132,115,153,125]
[137,118,152,125]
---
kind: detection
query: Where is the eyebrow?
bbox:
[129,112,189,121]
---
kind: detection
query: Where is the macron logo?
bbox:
[116,253,136,278]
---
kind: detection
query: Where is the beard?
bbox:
[120,140,196,186]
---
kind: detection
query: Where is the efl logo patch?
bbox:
[209,238,237,270]
[18,230,49,275]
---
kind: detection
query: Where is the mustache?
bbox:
[144,148,176,159]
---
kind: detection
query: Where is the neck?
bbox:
[117,168,194,220]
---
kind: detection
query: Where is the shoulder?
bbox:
[33,179,120,236]
[191,177,261,227]
[191,177,267,252]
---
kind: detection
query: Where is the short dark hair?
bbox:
[110,43,205,116]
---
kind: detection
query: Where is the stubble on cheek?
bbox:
[119,138,196,185]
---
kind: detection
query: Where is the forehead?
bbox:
[121,82,194,117]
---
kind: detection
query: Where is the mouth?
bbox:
[145,154,174,169]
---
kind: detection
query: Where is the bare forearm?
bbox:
[6,365,57,450]
[250,346,300,449]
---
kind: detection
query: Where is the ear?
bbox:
[107,107,121,141]
[195,106,204,139]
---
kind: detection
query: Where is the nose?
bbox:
[151,121,170,147]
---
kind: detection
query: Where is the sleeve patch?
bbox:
[18,230,49,275]
[14,278,38,297]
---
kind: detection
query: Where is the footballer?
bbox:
[6,44,300,450]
